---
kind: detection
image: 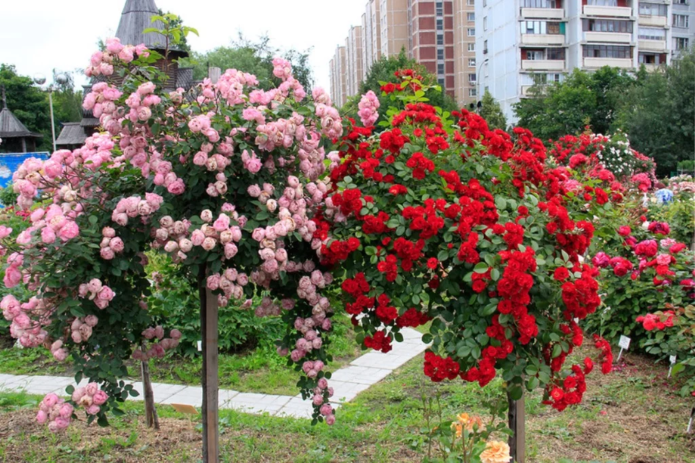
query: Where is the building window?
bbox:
[437,19,443,31]
[469,58,476,67]
[469,73,477,83]
[525,21,562,34]
[639,53,664,65]
[523,0,557,6]
[468,28,476,36]
[468,43,475,52]
[484,40,488,54]
[468,13,475,21]
[484,17,488,31]
[639,27,666,40]
[467,0,475,5]
[639,3,667,16]
[673,37,690,50]
[583,45,631,58]
[673,0,687,4]
[436,1,443,16]
[438,63,445,75]
[437,34,444,45]
[469,88,477,97]
[525,50,545,60]
[547,73,562,83]
[547,48,565,60]
[673,15,689,28]
[582,19,633,33]
[587,0,618,5]
[438,48,444,60]
[438,77,445,86]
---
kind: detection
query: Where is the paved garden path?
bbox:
[0,327,427,419]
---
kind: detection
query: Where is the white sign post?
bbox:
[668,355,677,378]
[616,335,631,362]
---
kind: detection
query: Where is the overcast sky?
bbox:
[1,0,365,91]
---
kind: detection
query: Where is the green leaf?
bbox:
[474,263,489,274]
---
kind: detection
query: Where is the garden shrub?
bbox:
[322,73,616,411]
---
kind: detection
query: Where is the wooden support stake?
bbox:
[508,393,526,463]
[200,270,219,463]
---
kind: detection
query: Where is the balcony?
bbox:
[583,6,632,18]
[583,57,633,69]
[584,32,632,43]
[520,8,565,20]
[521,60,565,71]
[639,39,667,52]
[521,34,565,46]
[638,15,668,27]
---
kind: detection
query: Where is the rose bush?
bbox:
[0,36,344,429]
[636,304,695,396]
[320,72,614,411]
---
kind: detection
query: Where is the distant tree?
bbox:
[157,10,192,53]
[615,49,695,177]
[180,34,314,91]
[514,67,635,141]
[0,64,50,150]
[478,89,507,130]
[342,49,458,124]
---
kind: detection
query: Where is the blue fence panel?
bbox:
[0,152,50,189]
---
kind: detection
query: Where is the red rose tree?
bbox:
[320,73,614,415]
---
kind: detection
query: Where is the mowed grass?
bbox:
[0,346,693,462]
[0,316,360,396]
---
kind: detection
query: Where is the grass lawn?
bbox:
[0,346,693,462]
[0,316,360,396]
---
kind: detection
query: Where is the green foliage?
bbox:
[478,90,506,131]
[0,64,50,151]
[144,12,198,59]
[514,67,635,142]
[677,160,695,172]
[614,49,695,177]
[145,253,284,357]
[648,197,695,247]
[0,184,18,208]
[180,34,314,91]
[343,49,458,124]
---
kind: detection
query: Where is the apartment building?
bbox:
[409,1,457,97]
[453,0,478,105]
[362,0,383,73]
[477,0,695,124]
[329,46,348,108]
[347,26,365,97]
[332,0,479,107]
[672,0,695,55]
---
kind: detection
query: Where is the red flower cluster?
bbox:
[636,311,675,331]
[402,199,446,239]
[424,351,460,382]
[331,189,363,217]
[396,308,431,328]
[320,237,360,266]
[380,128,410,154]
[593,335,613,374]
[405,152,435,180]
[364,330,392,353]
[561,268,600,320]
[376,254,399,282]
[375,294,398,324]
[647,221,670,236]
[545,363,589,411]
[362,212,391,235]
[496,247,539,345]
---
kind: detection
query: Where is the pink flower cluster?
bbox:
[82,82,123,120]
[66,314,99,347]
[85,37,149,77]
[99,227,124,260]
[206,268,249,308]
[78,278,115,309]
[132,327,182,361]
[316,103,343,141]
[357,90,380,127]
[122,81,161,124]
[1,294,48,348]
[111,194,163,226]
[36,393,73,432]
[72,382,109,416]
[312,377,336,425]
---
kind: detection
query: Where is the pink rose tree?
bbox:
[1,36,343,437]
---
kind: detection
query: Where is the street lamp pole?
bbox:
[32,71,68,154]
[476,58,489,110]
